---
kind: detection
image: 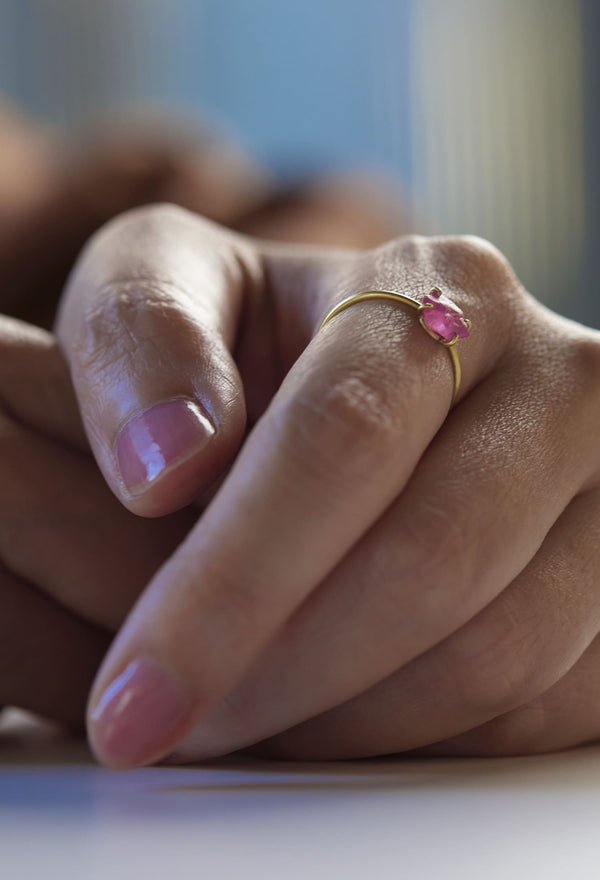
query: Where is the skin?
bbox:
[0,314,196,727]
[50,203,600,767]
[0,106,403,737]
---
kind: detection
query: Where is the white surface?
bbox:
[2,710,600,880]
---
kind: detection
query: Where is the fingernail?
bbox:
[89,658,192,768]
[114,398,215,493]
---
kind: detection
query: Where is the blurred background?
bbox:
[0,0,598,324]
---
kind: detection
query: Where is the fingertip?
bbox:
[87,657,195,770]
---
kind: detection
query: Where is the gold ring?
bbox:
[317,288,471,406]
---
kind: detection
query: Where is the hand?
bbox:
[56,204,600,767]
[0,314,195,728]
[0,103,401,734]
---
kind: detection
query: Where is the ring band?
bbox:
[317,288,471,406]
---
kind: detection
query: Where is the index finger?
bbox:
[87,235,515,768]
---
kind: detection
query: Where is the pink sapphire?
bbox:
[421,288,470,343]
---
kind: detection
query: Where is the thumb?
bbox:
[56,204,253,517]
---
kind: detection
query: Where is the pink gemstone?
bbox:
[421,288,470,342]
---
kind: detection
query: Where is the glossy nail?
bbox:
[114,398,215,492]
[89,657,192,768]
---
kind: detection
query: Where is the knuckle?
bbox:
[432,235,526,359]
[365,233,427,270]
[320,372,398,447]
[438,235,516,289]
[360,233,522,354]
[357,504,482,654]
[368,232,519,296]
[457,660,530,721]
[431,235,525,326]
[565,331,600,407]
[390,499,477,619]
[284,369,404,482]
[449,612,536,721]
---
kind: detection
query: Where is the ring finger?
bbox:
[243,486,600,759]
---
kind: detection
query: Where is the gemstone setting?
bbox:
[420,287,470,344]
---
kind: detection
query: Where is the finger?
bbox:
[0,315,194,628]
[414,634,600,757]
[0,401,194,632]
[0,564,110,730]
[165,315,600,759]
[56,205,254,516]
[243,487,600,760]
[85,235,518,769]
[0,315,87,451]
